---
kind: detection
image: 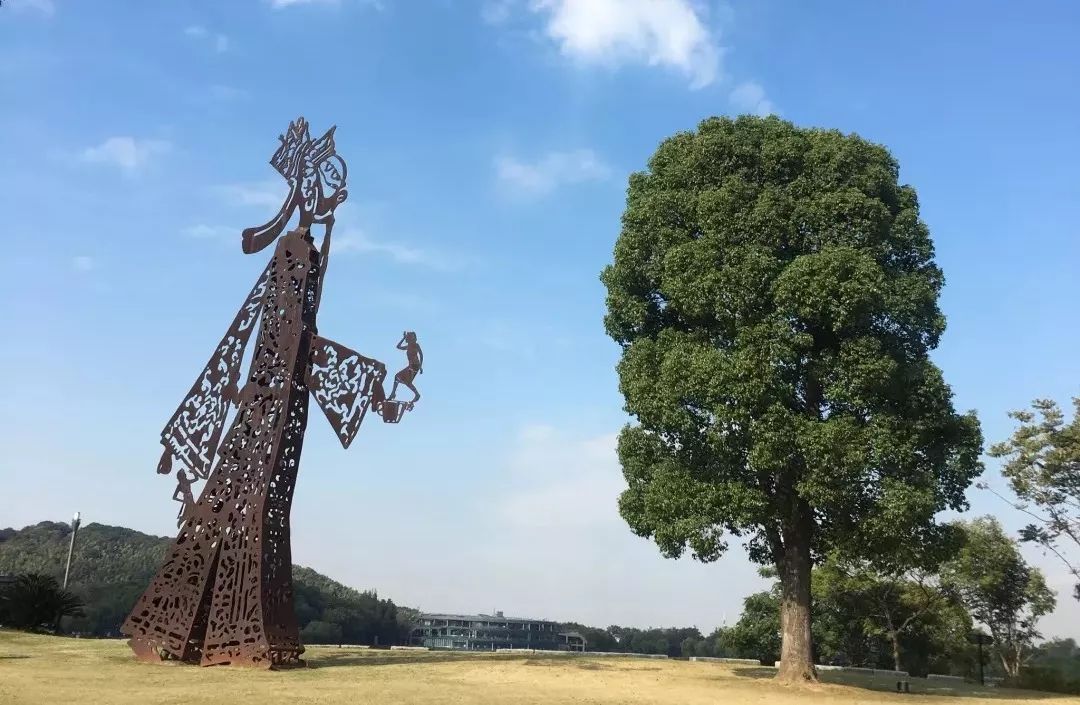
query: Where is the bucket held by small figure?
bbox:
[380,400,412,423]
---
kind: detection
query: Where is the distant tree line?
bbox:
[0,517,1076,693]
[566,516,1074,694]
[0,522,412,645]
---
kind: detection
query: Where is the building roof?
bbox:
[417,612,559,624]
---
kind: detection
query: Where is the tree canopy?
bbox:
[943,517,1056,677]
[988,397,1080,601]
[601,115,983,681]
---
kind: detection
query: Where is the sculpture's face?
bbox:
[318,155,346,195]
[242,118,348,254]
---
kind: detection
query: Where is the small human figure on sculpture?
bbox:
[389,331,422,405]
[172,469,196,528]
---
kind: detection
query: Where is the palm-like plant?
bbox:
[0,573,85,632]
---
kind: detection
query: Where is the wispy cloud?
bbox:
[80,137,171,173]
[265,0,384,9]
[495,149,611,198]
[522,0,723,89]
[481,0,513,25]
[214,181,287,208]
[497,426,623,530]
[184,25,229,53]
[71,256,95,272]
[6,0,55,17]
[182,224,236,243]
[208,84,249,101]
[334,228,467,271]
[729,80,778,117]
[267,0,337,7]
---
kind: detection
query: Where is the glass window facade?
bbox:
[410,613,586,652]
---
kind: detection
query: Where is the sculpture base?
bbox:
[128,637,306,670]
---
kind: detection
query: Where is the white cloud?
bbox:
[334,228,466,271]
[80,137,171,173]
[182,224,236,242]
[495,149,611,198]
[184,25,229,53]
[445,423,770,627]
[528,0,722,89]
[498,427,624,530]
[71,256,95,272]
[729,80,777,116]
[6,0,55,16]
[214,181,288,208]
[481,0,513,25]
[266,0,387,8]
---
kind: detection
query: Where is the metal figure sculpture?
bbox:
[122,117,420,668]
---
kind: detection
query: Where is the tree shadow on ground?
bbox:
[305,652,524,669]
[306,651,631,671]
[728,667,1062,700]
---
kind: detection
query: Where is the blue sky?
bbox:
[1,0,1078,638]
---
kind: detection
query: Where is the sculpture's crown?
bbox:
[270,117,312,179]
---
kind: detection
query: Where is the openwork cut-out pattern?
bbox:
[307,335,387,449]
[121,118,422,669]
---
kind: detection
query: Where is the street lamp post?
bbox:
[55,512,81,634]
[62,512,81,589]
[969,630,994,686]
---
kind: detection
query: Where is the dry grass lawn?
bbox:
[1,630,1078,705]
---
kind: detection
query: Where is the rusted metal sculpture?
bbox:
[122,118,421,668]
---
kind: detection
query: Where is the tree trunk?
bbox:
[889,632,902,673]
[776,531,817,684]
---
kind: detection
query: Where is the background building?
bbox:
[411,611,586,652]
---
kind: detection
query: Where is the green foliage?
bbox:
[724,590,782,664]
[0,521,175,636]
[988,397,1080,601]
[292,566,409,646]
[0,521,411,643]
[559,624,703,657]
[943,517,1056,677]
[300,620,344,645]
[560,623,620,652]
[601,115,982,676]
[0,573,85,631]
[811,553,970,675]
[1013,639,1080,694]
[601,115,982,565]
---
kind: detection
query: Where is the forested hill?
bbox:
[0,521,414,644]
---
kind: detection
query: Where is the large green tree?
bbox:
[988,397,1080,601]
[600,115,983,682]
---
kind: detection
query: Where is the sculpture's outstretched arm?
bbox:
[157,258,273,478]
[241,185,301,254]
